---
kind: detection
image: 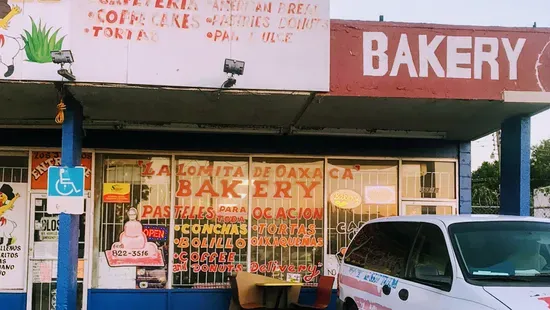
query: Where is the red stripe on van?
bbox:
[339,275,381,297]
[539,297,550,309]
[356,297,392,310]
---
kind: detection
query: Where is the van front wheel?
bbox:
[344,299,358,310]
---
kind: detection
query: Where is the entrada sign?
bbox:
[363,32,525,80]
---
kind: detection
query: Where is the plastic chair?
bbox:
[229,276,266,310]
[290,276,335,310]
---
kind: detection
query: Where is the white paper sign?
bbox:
[38,217,60,241]
[34,241,59,260]
[97,254,136,289]
[32,261,53,283]
[325,254,339,289]
[0,182,28,290]
[364,186,397,204]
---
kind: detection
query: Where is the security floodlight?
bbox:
[224,59,245,76]
[51,50,74,64]
[221,58,244,89]
[222,76,236,88]
[51,50,76,81]
[57,68,76,81]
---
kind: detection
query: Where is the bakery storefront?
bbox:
[0,147,458,310]
[0,5,549,310]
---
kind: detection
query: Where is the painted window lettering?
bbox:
[363,32,526,80]
[336,221,364,241]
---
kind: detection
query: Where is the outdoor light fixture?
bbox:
[222,58,245,88]
[224,58,245,75]
[51,50,76,81]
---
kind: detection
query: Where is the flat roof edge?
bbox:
[503,91,550,104]
[331,19,550,33]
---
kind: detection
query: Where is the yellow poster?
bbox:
[103,183,131,203]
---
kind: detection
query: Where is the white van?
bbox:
[336,215,550,310]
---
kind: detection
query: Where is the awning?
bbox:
[0,82,548,141]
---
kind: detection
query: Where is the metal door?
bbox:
[27,193,90,310]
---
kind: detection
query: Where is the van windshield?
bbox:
[449,221,550,282]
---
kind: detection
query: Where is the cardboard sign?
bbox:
[105,208,164,267]
[31,151,93,190]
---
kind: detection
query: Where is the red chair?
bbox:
[229,276,266,310]
[290,276,335,310]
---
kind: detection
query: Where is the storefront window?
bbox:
[325,159,398,277]
[250,158,324,285]
[89,153,458,289]
[402,161,456,200]
[93,154,171,289]
[172,156,248,288]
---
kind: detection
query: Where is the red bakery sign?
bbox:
[330,20,550,100]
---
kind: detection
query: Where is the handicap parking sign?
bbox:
[47,166,85,215]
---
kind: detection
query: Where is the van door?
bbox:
[339,221,420,310]
[385,222,479,310]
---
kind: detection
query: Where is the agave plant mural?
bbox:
[21,17,65,63]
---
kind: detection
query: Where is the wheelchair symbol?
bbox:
[55,168,82,196]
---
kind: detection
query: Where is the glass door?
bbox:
[401,201,458,216]
[27,193,89,310]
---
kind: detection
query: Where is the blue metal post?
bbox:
[56,96,82,310]
[500,116,531,216]
[459,142,472,214]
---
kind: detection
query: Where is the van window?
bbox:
[407,223,452,291]
[449,221,550,285]
[344,222,419,277]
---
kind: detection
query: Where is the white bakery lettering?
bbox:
[363,32,526,80]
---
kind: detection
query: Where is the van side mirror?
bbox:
[335,251,344,264]
[335,247,346,264]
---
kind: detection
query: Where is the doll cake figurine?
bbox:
[119,208,147,249]
[105,207,164,267]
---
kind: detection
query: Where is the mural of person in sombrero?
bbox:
[0,0,23,78]
[0,183,20,245]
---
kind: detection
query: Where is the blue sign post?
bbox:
[55,95,83,310]
[47,166,85,214]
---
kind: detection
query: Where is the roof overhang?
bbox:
[1,82,548,141]
[2,20,550,142]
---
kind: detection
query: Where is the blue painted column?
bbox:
[57,95,82,310]
[459,142,472,214]
[500,116,531,216]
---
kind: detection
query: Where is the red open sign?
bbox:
[142,225,167,242]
